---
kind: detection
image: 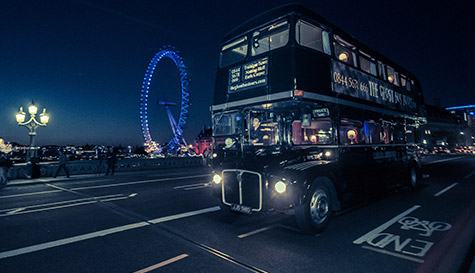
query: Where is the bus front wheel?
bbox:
[295,182,334,234]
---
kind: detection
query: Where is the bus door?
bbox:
[338,118,372,204]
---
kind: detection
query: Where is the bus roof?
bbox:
[222,4,419,83]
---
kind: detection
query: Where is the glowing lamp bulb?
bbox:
[213,174,222,184]
[275,181,286,194]
[338,52,348,62]
[28,104,38,115]
[16,107,26,123]
[40,108,49,124]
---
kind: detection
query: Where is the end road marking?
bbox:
[362,246,424,263]
[353,205,421,245]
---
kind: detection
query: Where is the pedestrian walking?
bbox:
[95,146,105,175]
[0,138,13,185]
[54,150,70,178]
[105,146,117,176]
[0,153,8,185]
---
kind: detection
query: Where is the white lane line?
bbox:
[133,254,189,273]
[0,190,62,200]
[238,225,277,239]
[0,194,123,214]
[71,174,210,190]
[362,246,424,263]
[0,206,220,259]
[353,205,421,244]
[173,183,207,189]
[424,157,463,165]
[6,208,25,214]
[148,206,220,224]
[184,185,208,191]
[101,197,130,202]
[0,201,98,217]
[465,171,475,179]
[433,183,458,197]
[0,222,150,259]
[0,194,138,217]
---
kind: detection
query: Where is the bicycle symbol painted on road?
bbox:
[398,217,452,237]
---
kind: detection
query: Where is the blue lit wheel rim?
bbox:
[140,46,190,153]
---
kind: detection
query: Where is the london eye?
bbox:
[139,46,191,154]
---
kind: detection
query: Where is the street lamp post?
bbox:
[15,102,50,161]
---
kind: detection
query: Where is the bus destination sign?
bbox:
[228,57,268,93]
[331,61,417,112]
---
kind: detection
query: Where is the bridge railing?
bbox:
[7,157,205,180]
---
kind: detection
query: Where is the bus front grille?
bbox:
[222,169,262,211]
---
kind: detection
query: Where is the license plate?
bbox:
[230,204,252,214]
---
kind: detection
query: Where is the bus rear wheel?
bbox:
[295,182,334,234]
[409,165,418,191]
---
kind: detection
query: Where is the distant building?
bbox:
[420,104,464,151]
[446,105,475,148]
[194,127,212,155]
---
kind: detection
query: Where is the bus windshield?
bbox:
[248,112,280,146]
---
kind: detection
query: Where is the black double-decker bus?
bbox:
[210,4,426,234]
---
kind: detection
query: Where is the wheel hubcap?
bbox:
[309,189,329,224]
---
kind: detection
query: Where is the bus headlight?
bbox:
[213,174,222,184]
[275,181,286,194]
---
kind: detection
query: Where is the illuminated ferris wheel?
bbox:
[140,46,191,153]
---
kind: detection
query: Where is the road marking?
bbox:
[362,246,424,263]
[148,206,220,224]
[0,189,62,200]
[173,182,207,189]
[0,206,220,259]
[433,183,458,197]
[0,194,124,215]
[1,201,99,217]
[238,225,277,239]
[101,196,130,202]
[6,208,25,214]
[133,254,189,273]
[465,171,475,179]
[353,205,421,245]
[71,174,210,190]
[424,157,463,165]
[184,185,208,191]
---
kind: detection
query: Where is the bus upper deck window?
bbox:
[296,20,330,55]
[220,36,248,67]
[400,74,412,91]
[333,35,356,67]
[387,65,400,86]
[252,20,289,56]
[359,51,377,76]
[378,61,387,81]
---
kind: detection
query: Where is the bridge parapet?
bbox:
[7,157,205,180]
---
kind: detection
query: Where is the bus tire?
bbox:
[409,164,418,191]
[295,181,334,234]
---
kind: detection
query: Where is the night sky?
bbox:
[1,0,474,146]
